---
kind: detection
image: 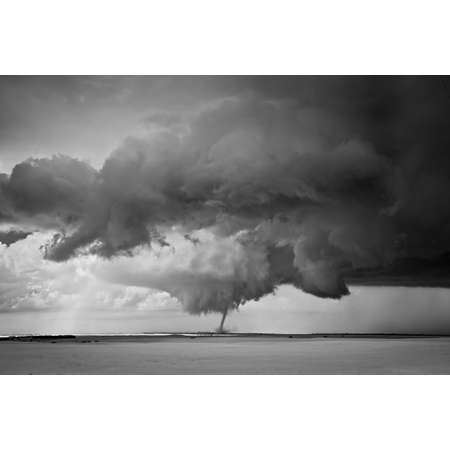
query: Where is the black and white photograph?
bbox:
[1,74,450,374]
[2,2,450,449]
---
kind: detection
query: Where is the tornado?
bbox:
[217,307,228,333]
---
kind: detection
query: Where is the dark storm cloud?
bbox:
[1,76,450,317]
[0,229,32,246]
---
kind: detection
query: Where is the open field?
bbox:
[1,334,450,374]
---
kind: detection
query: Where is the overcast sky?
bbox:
[1,76,450,334]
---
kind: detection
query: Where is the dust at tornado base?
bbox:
[1,335,450,374]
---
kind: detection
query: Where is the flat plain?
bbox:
[1,334,450,374]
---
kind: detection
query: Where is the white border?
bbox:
[1,376,448,450]
[1,0,450,74]
[1,1,450,449]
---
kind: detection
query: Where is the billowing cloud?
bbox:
[0,232,177,313]
[1,78,450,326]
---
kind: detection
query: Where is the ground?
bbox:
[1,335,450,374]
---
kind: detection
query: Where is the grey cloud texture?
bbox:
[0,231,177,313]
[1,77,450,318]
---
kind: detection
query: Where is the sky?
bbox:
[1,75,450,334]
